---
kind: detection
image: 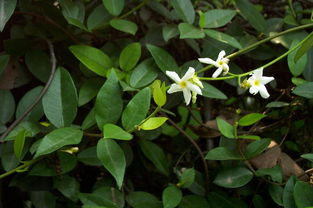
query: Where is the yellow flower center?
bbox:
[254,80,260,86]
[218,60,224,65]
[179,81,187,88]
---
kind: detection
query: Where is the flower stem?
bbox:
[196,23,313,75]
[0,159,38,179]
[119,0,149,19]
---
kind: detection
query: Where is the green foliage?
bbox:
[0,0,17,31]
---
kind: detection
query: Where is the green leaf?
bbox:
[255,165,283,183]
[0,0,17,31]
[205,147,242,160]
[288,40,307,76]
[205,29,242,49]
[269,184,283,206]
[130,59,158,89]
[244,138,271,159]
[202,82,227,99]
[140,117,168,131]
[69,45,112,77]
[77,146,102,166]
[102,0,124,16]
[162,25,179,42]
[238,113,266,126]
[5,121,40,141]
[35,127,83,158]
[146,44,179,73]
[30,191,56,208]
[162,186,182,208]
[294,181,313,208]
[294,31,313,62]
[0,90,15,124]
[301,153,313,162]
[201,9,236,28]
[207,192,241,208]
[216,117,235,138]
[266,101,290,108]
[293,82,313,99]
[152,80,166,107]
[127,192,162,208]
[25,50,51,83]
[237,135,261,140]
[235,0,266,32]
[119,42,141,71]
[179,195,210,208]
[171,0,195,24]
[103,124,133,140]
[95,71,123,128]
[283,176,296,208]
[16,86,44,122]
[178,23,205,39]
[109,19,138,35]
[13,129,26,161]
[87,5,112,31]
[54,175,80,202]
[139,139,169,176]
[122,87,151,131]
[97,138,126,189]
[42,67,78,128]
[213,167,253,188]
[178,168,196,188]
[0,54,10,76]
[59,0,87,30]
[78,78,103,107]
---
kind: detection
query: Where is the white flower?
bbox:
[247,68,274,99]
[166,67,203,105]
[198,50,230,78]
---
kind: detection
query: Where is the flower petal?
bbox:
[193,76,204,88]
[166,71,181,83]
[259,85,270,99]
[167,84,182,94]
[183,89,192,105]
[181,67,195,81]
[217,50,226,61]
[222,63,229,75]
[198,58,217,66]
[249,85,259,95]
[252,68,263,78]
[260,76,274,85]
[212,67,223,78]
[187,82,202,95]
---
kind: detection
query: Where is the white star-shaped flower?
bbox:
[166,67,203,105]
[198,50,230,78]
[247,68,274,99]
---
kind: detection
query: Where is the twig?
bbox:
[0,39,57,141]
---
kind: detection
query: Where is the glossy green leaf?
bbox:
[110,19,138,35]
[235,0,266,32]
[216,117,235,138]
[244,138,271,159]
[205,29,242,49]
[16,86,44,122]
[213,167,253,188]
[162,186,182,208]
[294,31,313,62]
[201,9,236,28]
[130,59,158,89]
[162,25,179,42]
[266,101,290,108]
[237,135,260,140]
[205,147,242,160]
[102,0,124,16]
[95,71,123,128]
[97,138,126,189]
[139,139,169,176]
[78,78,103,107]
[5,121,40,141]
[0,90,15,124]
[178,23,205,39]
[69,45,112,77]
[283,176,296,208]
[0,0,17,31]
[178,168,195,188]
[255,165,283,183]
[54,175,80,201]
[152,80,166,106]
[269,184,283,206]
[238,113,266,126]
[301,153,313,162]
[25,50,51,83]
[59,0,87,30]
[140,117,168,131]
[77,146,102,166]
[0,54,10,76]
[82,108,96,130]
[13,129,26,160]
[171,0,195,24]
[103,124,133,140]
[146,44,179,73]
[293,82,313,98]
[288,40,307,76]
[127,192,162,208]
[202,82,227,99]
[122,87,151,131]
[34,127,83,158]
[119,42,141,71]
[42,67,78,128]
[87,5,112,31]
[294,181,313,208]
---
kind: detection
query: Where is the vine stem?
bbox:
[0,159,38,179]
[196,23,313,75]
[119,0,150,19]
[0,39,57,141]
[199,31,313,81]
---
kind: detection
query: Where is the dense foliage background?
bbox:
[0,0,313,207]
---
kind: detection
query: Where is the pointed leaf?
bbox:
[140,117,168,130]
[216,117,235,138]
[244,138,271,159]
[178,23,205,39]
[110,19,138,35]
[238,113,266,126]
[14,129,26,160]
[294,31,313,62]
[205,147,242,160]
[201,9,236,28]
[25,50,51,83]
[119,42,141,71]
[0,0,17,31]
[103,124,133,140]
[0,90,15,124]
[130,59,158,89]
[202,82,227,99]
[162,186,182,208]
[102,0,124,16]
[213,167,253,188]
[205,29,242,49]
[171,0,195,24]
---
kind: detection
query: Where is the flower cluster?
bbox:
[165,51,275,105]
